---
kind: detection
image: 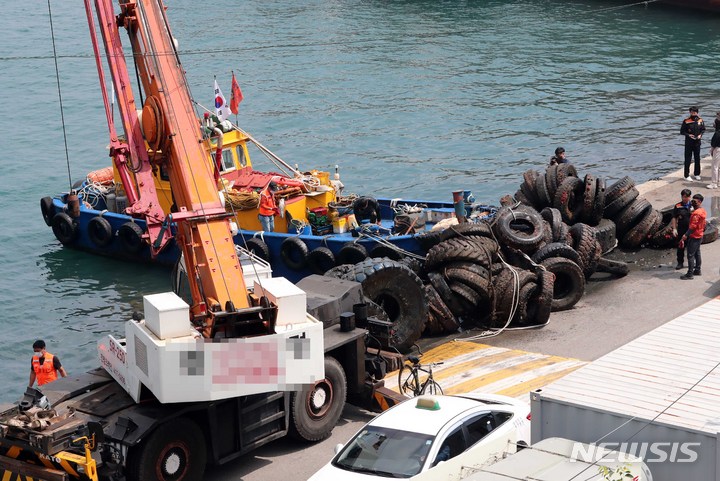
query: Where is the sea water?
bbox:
[0,0,719,402]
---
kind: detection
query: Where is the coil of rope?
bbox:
[225,190,260,211]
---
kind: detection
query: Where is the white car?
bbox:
[309,393,531,480]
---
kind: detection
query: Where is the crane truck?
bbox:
[0,0,402,479]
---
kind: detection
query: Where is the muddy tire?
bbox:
[540,257,585,311]
[531,242,582,266]
[521,170,542,207]
[604,187,639,219]
[494,207,545,252]
[127,418,206,481]
[569,223,601,278]
[368,244,402,260]
[289,357,346,442]
[581,174,597,225]
[523,269,554,327]
[492,268,536,327]
[324,264,355,278]
[587,177,606,226]
[441,221,494,241]
[343,258,426,352]
[594,218,617,254]
[621,208,662,248]
[424,283,458,334]
[425,236,497,271]
[596,257,629,277]
[554,177,585,224]
[545,165,559,200]
[535,171,553,208]
[615,198,652,238]
[605,176,636,205]
[541,207,563,242]
[555,163,578,187]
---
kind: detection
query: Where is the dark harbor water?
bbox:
[0,0,719,402]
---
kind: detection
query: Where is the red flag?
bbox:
[230,72,243,115]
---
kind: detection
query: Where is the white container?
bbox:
[253,277,307,330]
[143,292,192,340]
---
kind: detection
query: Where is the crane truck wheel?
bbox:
[289,356,347,442]
[127,417,206,481]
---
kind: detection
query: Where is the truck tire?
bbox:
[244,237,270,262]
[51,212,78,245]
[129,417,206,481]
[289,356,347,442]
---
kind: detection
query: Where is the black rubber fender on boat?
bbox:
[244,237,270,262]
[40,196,55,227]
[118,222,145,254]
[307,247,336,274]
[88,216,113,248]
[336,242,368,266]
[51,212,78,245]
[280,237,309,271]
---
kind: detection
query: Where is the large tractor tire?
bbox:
[341,258,427,352]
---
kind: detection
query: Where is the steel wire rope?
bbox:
[46,0,73,192]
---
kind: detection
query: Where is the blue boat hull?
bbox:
[45,192,495,282]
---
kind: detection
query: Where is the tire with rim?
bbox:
[289,356,346,442]
[51,212,78,245]
[40,196,55,226]
[127,418,206,481]
[540,257,585,311]
[336,242,368,265]
[342,258,427,352]
[307,247,336,274]
[244,237,270,262]
[88,216,113,248]
[118,222,144,254]
[398,364,419,396]
[280,237,309,271]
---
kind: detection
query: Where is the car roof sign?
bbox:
[416,396,440,411]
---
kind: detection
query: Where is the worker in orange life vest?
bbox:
[258,181,280,232]
[29,340,67,387]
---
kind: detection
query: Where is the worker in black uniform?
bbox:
[671,188,693,270]
[680,106,705,181]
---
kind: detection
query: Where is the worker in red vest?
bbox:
[258,181,280,232]
[29,340,67,387]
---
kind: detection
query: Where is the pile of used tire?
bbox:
[323,164,716,352]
